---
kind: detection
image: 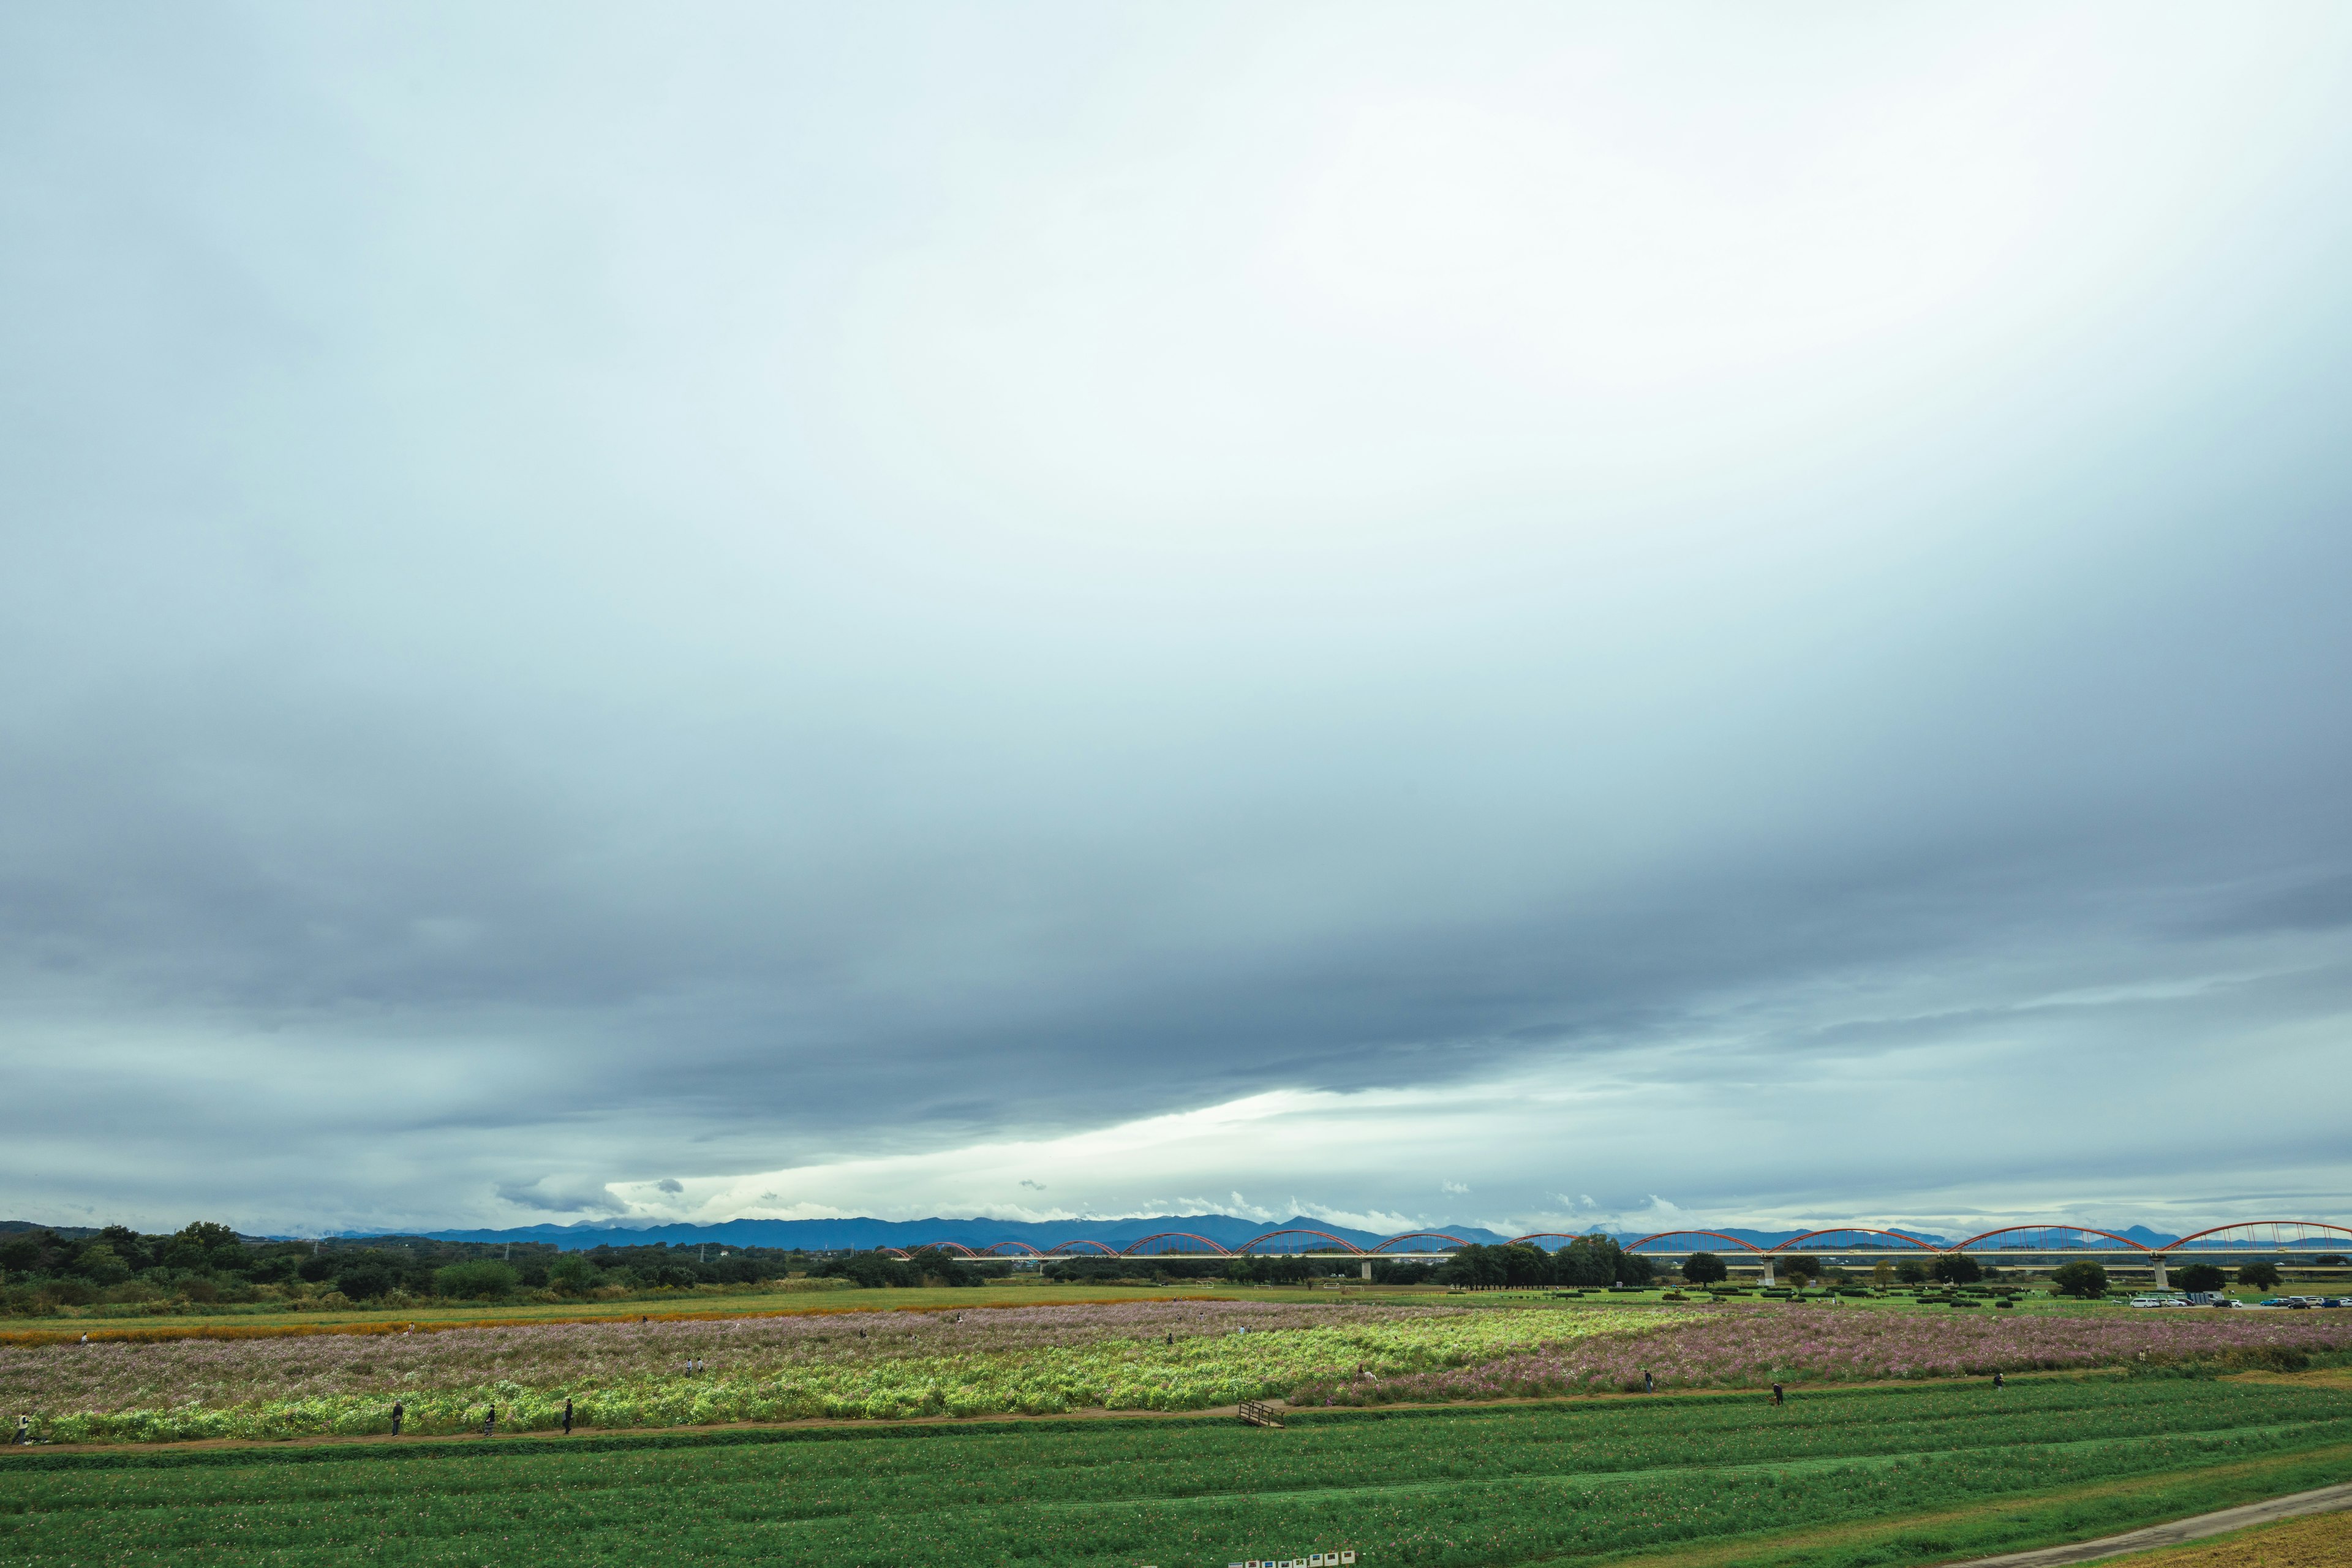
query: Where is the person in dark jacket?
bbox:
[1771,1382,1784,1405]
[563,1398,574,1434]
[483,1404,496,1438]
[391,1401,404,1436]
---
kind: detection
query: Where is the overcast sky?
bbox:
[4,4,2350,1241]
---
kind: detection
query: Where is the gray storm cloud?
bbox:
[1,3,2348,1235]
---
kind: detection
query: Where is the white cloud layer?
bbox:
[1,3,2349,1237]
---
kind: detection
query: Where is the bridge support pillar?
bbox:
[1361,1260,1373,1281]
[1760,1258,1776,1286]
[2151,1255,2168,1290]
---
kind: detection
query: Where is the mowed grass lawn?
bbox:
[5,1376,2350,1567]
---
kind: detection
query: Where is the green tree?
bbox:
[2174,1263,2226,1294]
[818,1251,921,1288]
[1896,1258,1930,1284]
[1931,1253,1982,1284]
[73,1243,132,1286]
[173,1222,246,1271]
[2236,1261,2282,1291]
[1554,1235,1637,1288]
[0,1231,47,1273]
[432,1260,519,1300]
[1681,1251,1728,1285]
[1780,1255,1822,1284]
[2048,1260,2108,1298]
[96,1226,153,1272]
[907,1247,978,1287]
[549,1254,600,1295]
[334,1262,400,1302]
[1436,1245,1507,1287]
[1498,1243,1548,1287]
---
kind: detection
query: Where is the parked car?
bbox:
[2128,1295,2182,1308]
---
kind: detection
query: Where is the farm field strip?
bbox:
[19,1377,2340,1489]
[6,1381,2349,1567]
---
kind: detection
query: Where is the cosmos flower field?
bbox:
[0,1299,1667,1442]
[1297,1304,2352,1405]
[8,1297,2352,1446]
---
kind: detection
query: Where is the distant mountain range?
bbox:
[0,1214,2198,1251]
[342,1214,2192,1253]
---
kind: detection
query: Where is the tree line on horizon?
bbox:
[0,1223,829,1316]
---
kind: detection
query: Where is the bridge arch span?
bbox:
[1950,1225,2149,1253]
[1625,1230,1765,1254]
[1120,1232,1232,1257]
[1237,1228,1366,1255]
[1370,1231,1471,1253]
[1774,1227,1938,1254]
[1044,1238,1119,1257]
[2169,1221,2352,1252]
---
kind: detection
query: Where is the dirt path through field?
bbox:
[2091,1510,2352,1566]
[1951,1480,2352,1565]
[1588,1444,2352,1568]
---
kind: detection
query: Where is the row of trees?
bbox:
[1432,1237,1655,1289]
[802,1237,1656,1291]
[0,1223,813,1313]
[1676,1252,2288,1298]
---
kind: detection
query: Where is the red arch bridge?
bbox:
[869,1221,2351,1286]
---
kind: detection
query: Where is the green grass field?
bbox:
[5,1374,2346,1567]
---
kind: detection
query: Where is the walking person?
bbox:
[13,1415,26,1445]
[391,1401,404,1437]
[1643,1370,1654,1394]
[483,1404,496,1439]
[1992,1371,2005,1390]
[1771,1382,1785,1406]
[562,1398,573,1436]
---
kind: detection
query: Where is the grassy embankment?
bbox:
[4,1371,2347,1566]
